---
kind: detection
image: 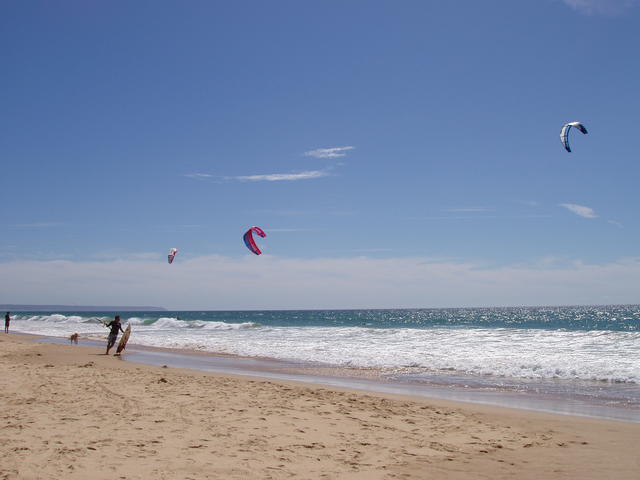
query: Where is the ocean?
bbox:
[10,305,640,416]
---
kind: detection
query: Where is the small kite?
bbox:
[243,227,266,255]
[560,122,588,152]
[168,248,178,264]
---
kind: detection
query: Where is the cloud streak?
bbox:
[10,222,64,228]
[184,170,331,182]
[608,220,624,229]
[304,146,354,159]
[562,0,639,15]
[559,203,598,219]
[232,170,330,182]
[183,173,213,179]
[446,207,494,213]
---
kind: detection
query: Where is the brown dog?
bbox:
[69,333,79,344]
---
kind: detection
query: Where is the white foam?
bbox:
[10,315,640,384]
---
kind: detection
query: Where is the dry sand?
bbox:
[1,333,638,479]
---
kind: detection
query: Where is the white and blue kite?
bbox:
[560,121,588,153]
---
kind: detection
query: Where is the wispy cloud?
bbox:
[233,170,330,182]
[411,214,552,221]
[185,170,331,183]
[608,220,624,228]
[10,222,64,228]
[446,207,494,213]
[0,250,74,261]
[254,209,355,217]
[267,228,321,232]
[90,251,161,261]
[562,0,639,15]
[559,203,598,219]
[352,248,394,253]
[304,146,354,159]
[183,173,213,179]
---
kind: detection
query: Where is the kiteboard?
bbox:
[114,325,131,356]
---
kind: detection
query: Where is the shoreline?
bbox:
[2,333,640,479]
[29,332,640,423]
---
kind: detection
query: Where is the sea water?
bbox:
[10,306,640,411]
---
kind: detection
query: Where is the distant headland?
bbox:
[0,304,166,312]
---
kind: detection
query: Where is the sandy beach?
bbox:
[1,334,638,480]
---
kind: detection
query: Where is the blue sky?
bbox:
[2,0,640,309]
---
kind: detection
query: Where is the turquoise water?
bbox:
[127,305,640,331]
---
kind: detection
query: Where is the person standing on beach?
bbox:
[4,312,9,334]
[105,315,124,355]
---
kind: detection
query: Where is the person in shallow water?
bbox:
[4,312,9,334]
[105,315,124,355]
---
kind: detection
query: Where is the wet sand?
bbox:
[2,333,639,479]
[42,334,640,423]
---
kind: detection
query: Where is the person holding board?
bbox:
[105,315,124,355]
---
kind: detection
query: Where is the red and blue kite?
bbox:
[243,226,266,255]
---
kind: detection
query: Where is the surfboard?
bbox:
[114,325,131,356]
